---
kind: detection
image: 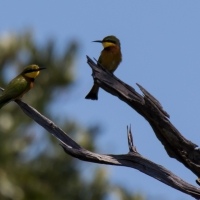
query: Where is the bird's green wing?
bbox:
[0,76,30,108]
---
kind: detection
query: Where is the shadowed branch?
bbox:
[1,57,200,198]
[5,99,198,199]
[87,56,200,181]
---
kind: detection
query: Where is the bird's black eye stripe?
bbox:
[24,68,38,73]
[25,68,33,73]
[104,39,116,44]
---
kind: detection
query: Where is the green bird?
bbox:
[85,35,122,100]
[0,64,45,109]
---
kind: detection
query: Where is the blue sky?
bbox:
[1,1,200,199]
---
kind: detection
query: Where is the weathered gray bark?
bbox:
[86,56,200,179]
[12,100,200,199]
[1,57,200,199]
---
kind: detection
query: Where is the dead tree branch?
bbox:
[86,56,200,181]
[11,100,200,199]
[1,57,200,198]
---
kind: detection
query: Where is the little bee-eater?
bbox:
[0,64,45,109]
[85,35,122,100]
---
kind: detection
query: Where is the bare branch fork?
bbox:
[1,56,200,198]
[86,56,200,178]
[9,100,200,199]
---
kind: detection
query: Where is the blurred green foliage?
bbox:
[0,31,145,200]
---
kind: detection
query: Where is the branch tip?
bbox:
[127,124,137,153]
[93,57,98,62]
[0,87,4,92]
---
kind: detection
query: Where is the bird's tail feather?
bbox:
[0,96,10,109]
[0,101,7,109]
[85,84,99,100]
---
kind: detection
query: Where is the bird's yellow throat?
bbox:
[102,42,116,48]
[25,71,40,78]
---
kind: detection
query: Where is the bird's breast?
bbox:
[100,47,122,72]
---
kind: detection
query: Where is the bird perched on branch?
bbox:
[0,64,45,109]
[85,35,122,100]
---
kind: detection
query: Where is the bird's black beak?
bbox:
[37,67,46,71]
[92,40,103,43]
